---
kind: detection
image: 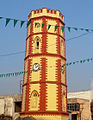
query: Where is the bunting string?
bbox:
[0,16,31,28]
[0,57,93,78]
[34,22,93,33]
[0,16,93,33]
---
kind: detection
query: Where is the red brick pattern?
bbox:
[29,19,33,55]
[25,59,32,111]
[56,59,62,112]
[56,20,60,55]
[39,58,47,111]
[41,17,47,53]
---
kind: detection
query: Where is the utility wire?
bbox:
[0,51,25,57]
[66,31,93,41]
[0,31,93,57]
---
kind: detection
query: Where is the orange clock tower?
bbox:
[21,8,68,120]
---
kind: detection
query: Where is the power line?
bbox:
[66,31,93,41]
[0,51,25,57]
[0,31,93,57]
[0,56,93,78]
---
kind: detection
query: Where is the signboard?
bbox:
[0,99,4,115]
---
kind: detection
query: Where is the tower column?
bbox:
[39,58,47,111]
[21,8,68,120]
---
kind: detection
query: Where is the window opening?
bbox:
[36,39,39,49]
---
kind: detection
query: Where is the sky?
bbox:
[0,0,93,95]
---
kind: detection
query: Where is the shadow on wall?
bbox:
[0,114,12,120]
[16,116,36,120]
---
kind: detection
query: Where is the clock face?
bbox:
[33,63,40,72]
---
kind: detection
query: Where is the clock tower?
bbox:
[21,8,68,120]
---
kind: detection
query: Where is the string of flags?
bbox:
[34,22,93,32]
[0,16,93,33]
[0,17,31,28]
[0,57,92,78]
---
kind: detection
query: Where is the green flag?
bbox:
[76,61,79,63]
[55,26,58,31]
[68,27,71,32]
[73,28,78,31]
[48,25,51,30]
[0,17,2,19]
[14,19,18,27]
[82,60,86,63]
[87,59,90,62]
[6,74,9,77]
[0,75,1,77]
[27,20,31,27]
[20,21,25,28]
[80,60,83,63]
[80,28,84,31]
[73,62,76,64]
[5,18,11,27]
[66,63,69,66]
[42,24,44,28]
[15,72,19,76]
[62,26,65,32]
[85,29,89,32]
[69,62,72,65]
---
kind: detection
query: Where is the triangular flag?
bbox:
[76,61,79,63]
[62,26,65,32]
[20,21,25,28]
[15,72,19,76]
[48,25,51,30]
[42,24,44,28]
[66,63,69,66]
[14,19,18,27]
[80,60,83,63]
[85,29,89,32]
[55,26,58,31]
[0,17,2,19]
[73,28,78,31]
[82,60,86,63]
[21,71,24,74]
[68,27,71,32]
[80,28,84,31]
[0,74,1,77]
[87,59,90,62]
[35,23,37,27]
[12,73,14,76]
[27,20,31,27]
[69,62,72,65]
[5,18,11,27]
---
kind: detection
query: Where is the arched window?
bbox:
[34,36,41,50]
[30,90,39,108]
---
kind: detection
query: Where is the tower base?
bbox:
[20,112,69,120]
